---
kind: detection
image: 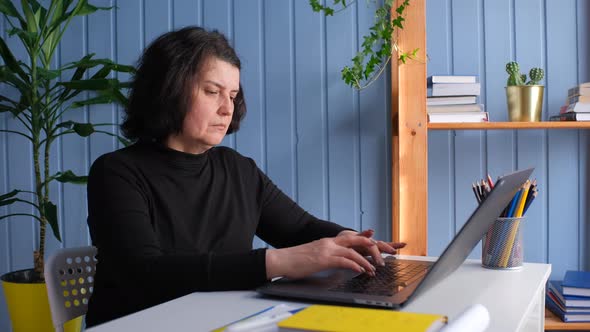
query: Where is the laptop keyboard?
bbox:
[329,260,429,297]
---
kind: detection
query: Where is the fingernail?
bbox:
[360,267,366,273]
[371,265,377,271]
[370,238,378,244]
[380,261,385,267]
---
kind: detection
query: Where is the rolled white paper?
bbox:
[440,303,490,332]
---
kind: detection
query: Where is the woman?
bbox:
[86,26,405,327]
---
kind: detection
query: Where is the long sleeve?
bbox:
[254,167,349,248]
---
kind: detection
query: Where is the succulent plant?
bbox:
[506,61,544,86]
[528,68,544,85]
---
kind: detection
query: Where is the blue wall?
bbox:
[0,0,588,329]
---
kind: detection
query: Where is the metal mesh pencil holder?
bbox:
[481,217,524,270]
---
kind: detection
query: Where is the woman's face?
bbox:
[165,57,240,154]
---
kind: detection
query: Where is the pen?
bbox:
[225,311,293,332]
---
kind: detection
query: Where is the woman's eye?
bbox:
[205,90,218,95]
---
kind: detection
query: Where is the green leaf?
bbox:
[56,120,75,129]
[0,0,22,17]
[0,198,18,207]
[0,0,27,28]
[73,122,95,136]
[42,200,61,242]
[0,66,30,96]
[56,120,95,136]
[21,0,39,33]
[71,94,115,108]
[28,0,48,29]
[59,78,114,90]
[37,67,61,80]
[53,170,88,184]
[0,36,29,81]
[0,189,19,201]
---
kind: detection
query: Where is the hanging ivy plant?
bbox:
[310,0,418,90]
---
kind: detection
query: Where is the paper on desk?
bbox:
[440,304,490,332]
[213,303,302,332]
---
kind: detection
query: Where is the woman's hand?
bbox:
[337,229,406,267]
[265,234,380,280]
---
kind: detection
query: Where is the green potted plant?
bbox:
[505,61,545,121]
[310,0,418,90]
[0,1,133,331]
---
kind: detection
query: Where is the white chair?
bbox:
[44,246,97,332]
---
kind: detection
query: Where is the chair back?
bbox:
[44,246,97,332]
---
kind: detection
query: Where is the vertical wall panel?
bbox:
[59,15,89,250]
[173,0,202,29]
[357,1,390,237]
[293,1,328,220]
[426,0,454,256]
[264,1,296,199]
[483,0,515,178]
[326,5,359,230]
[450,0,484,259]
[578,0,590,270]
[514,0,547,264]
[546,0,580,278]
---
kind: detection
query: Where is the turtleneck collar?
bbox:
[139,139,210,173]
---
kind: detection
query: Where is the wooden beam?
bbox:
[391,0,427,255]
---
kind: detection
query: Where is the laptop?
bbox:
[257,168,534,309]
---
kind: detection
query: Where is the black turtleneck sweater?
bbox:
[85,141,347,327]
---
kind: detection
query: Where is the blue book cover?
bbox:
[563,271,590,297]
[547,280,590,308]
[546,293,590,322]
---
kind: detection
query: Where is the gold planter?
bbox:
[505,85,544,122]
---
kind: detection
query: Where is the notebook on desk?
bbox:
[257,168,534,309]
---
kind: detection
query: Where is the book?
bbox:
[550,112,590,121]
[568,82,590,97]
[427,103,484,113]
[427,95,478,106]
[429,75,477,84]
[431,83,481,97]
[546,293,590,322]
[566,94,590,105]
[565,102,590,113]
[277,305,447,332]
[547,289,590,313]
[563,270,590,297]
[427,111,489,123]
[547,280,590,307]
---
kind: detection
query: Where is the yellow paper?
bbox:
[277,305,447,332]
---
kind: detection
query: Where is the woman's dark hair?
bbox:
[121,26,246,141]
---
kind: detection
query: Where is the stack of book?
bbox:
[546,270,590,322]
[427,75,487,123]
[550,82,590,121]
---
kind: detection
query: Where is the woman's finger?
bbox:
[365,240,385,266]
[335,247,376,276]
[333,234,375,248]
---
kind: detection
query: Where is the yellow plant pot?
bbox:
[1,269,82,332]
[505,85,544,122]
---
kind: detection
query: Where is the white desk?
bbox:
[86,256,551,332]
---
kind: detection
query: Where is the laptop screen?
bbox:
[407,168,533,303]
